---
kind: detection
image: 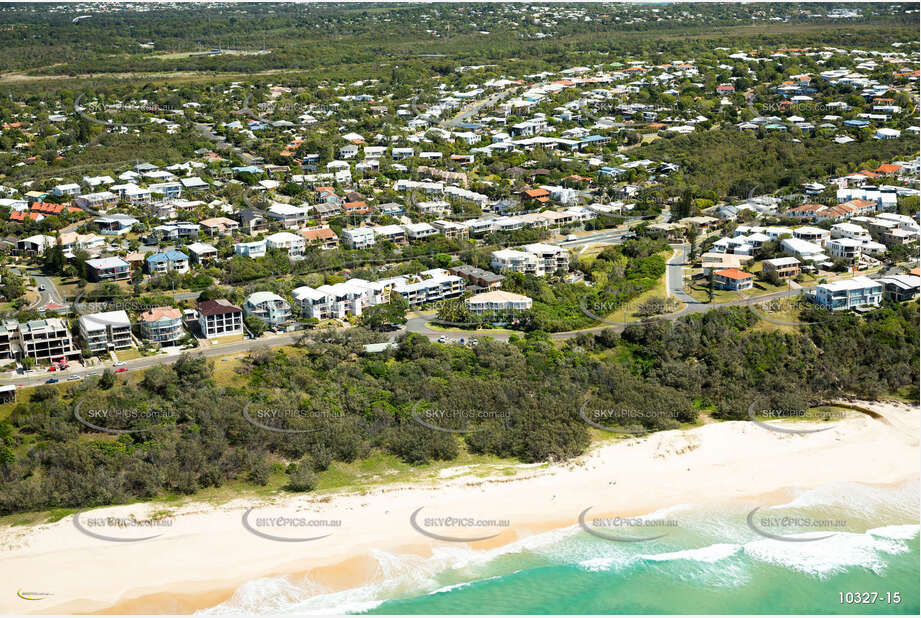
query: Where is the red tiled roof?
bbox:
[715,268,753,281]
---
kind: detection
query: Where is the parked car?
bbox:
[68,375,81,381]
[46,378,59,384]
[113,361,127,367]
[38,284,46,291]
[437,335,447,343]
[115,368,128,373]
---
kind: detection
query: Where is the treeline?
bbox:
[1,301,916,514]
[637,129,919,198]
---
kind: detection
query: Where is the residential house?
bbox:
[713,268,754,291]
[265,231,306,258]
[491,249,544,277]
[876,275,921,302]
[762,257,801,279]
[243,292,293,329]
[138,307,185,346]
[812,277,882,310]
[85,257,130,282]
[343,227,376,249]
[15,318,80,361]
[146,250,190,275]
[197,299,244,338]
[300,225,339,250]
[234,240,267,259]
[523,243,569,274]
[186,242,218,264]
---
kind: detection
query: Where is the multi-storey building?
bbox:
[197,299,244,338]
[78,310,133,354]
[812,277,882,310]
[243,292,292,328]
[491,249,544,277]
[138,307,185,346]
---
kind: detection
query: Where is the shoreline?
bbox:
[1,399,918,615]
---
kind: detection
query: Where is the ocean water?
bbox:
[200,481,919,615]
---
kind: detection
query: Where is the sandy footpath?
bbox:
[1,400,917,614]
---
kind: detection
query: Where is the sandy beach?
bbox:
[1,399,918,615]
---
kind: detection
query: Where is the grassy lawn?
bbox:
[209,334,244,345]
[620,250,684,320]
[114,348,143,361]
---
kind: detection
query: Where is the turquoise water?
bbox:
[202,481,919,615]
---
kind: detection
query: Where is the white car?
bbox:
[113,361,127,367]
[437,335,447,343]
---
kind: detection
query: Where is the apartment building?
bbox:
[390,269,465,306]
[342,227,376,249]
[827,238,864,260]
[85,256,131,282]
[266,203,311,229]
[197,299,244,338]
[138,307,185,346]
[292,279,389,320]
[447,264,504,291]
[372,225,408,245]
[74,191,119,211]
[78,310,133,354]
[523,243,570,274]
[465,290,533,315]
[243,292,293,329]
[432,219,469,240]
[830,222,872,243]
[812,277,882,310]
[491,249,544,277]
[16,318,80,361]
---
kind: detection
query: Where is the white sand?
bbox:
[1,400,917,614]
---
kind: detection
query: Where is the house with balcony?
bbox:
[146,250,190,275]
[300,225,339,250]
[15,318,80,361]
[265,231,306,258]
[138,306,185,346]
[713,268,754,291]
[243,291,293,329]
[266,203,311,229]
[85,256,130,282]
[812,277,882,310]
[465,290,533,315]
[762,257,801,280]
[74,191,119,211]
[186,242,218,264]
[234,240,267,259]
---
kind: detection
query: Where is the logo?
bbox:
[73,401,175,435]
[242,401,343,434]
[409,506,508,543]
[410,402,510,434]
[746,506,845,542]
[578,400,679,434]
[578,506,675,542]
[746,398,845,435]
[17,590,53,601]
[240,508,339,543]
[72,509,172,542]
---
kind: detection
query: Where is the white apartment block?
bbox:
[265,231,306,258]
[78,310,133,354]
[491,249,544,276]
[343,227,376,249]
[523,243,569,274]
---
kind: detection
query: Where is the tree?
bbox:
[360,295,409,330]
[286,459,318,491]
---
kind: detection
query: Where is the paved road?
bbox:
[1,332,306,388]
[441,88,514,129]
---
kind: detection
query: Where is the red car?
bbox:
[115,368,128,373]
